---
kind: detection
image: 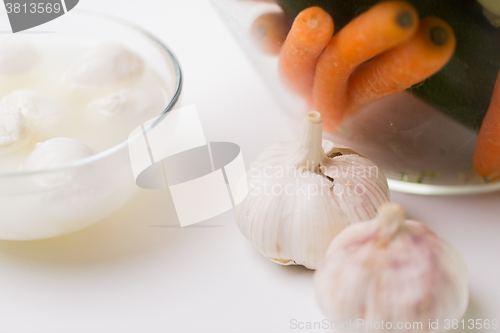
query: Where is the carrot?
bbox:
[278,7,334,100]
[347,17,456,113]
[251,12,292,56]
[473,70,500,181]
[311,1,419,132]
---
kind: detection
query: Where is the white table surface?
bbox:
[0,1,499,332]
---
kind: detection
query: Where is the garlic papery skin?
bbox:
[235,111,390,269]
[314,202,469,333]
[63,43,143,90]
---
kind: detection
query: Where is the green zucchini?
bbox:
[274,0,500,130]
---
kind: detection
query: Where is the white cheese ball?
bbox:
[2,90,67,137]
[479,0,500,16]
[23,137,94,187]
[64,43,144,89]
[2,89,65,120]
[0,104,32,154]
[88,89,156,116]
[0,38,40,76]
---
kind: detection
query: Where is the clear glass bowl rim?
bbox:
[0,9,183,179]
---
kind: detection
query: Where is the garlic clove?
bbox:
[63,43,143,90]
[236,111,390,269]
[314,202,469,333]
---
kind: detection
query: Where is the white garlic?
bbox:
[235,111,390,269]
[0,38,40,77]
[0,104,32,155]
[87,89,155,117]
[23,137,94,187]
[314,202,469,333]
[63,43,143,89]
[2,89,67,137]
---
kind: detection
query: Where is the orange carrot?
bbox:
[473,70,500,181]
[251,12,292,56]
[347,17,456,113]
[278,7,334,100]
[311,1,419,132]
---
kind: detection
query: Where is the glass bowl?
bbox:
[0,10,182,240]
[211,0,500,195]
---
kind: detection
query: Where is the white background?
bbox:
[0,0,499,332]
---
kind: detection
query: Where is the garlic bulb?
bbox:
[235,111,390,269]
[314,202,469,333]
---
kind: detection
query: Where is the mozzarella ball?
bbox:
[23,137,94,187]
[0,104,32,154]
[64,43,144,89]
[2,90,67,137]
[88,89,156,116]
[3,89,65,120]
[0,38,40,76]
[479,0,500,16]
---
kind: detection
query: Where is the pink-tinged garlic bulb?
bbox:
[314,203,469,333]
[235,111,390,269]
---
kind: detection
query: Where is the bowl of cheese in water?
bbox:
[0,10,182,240]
